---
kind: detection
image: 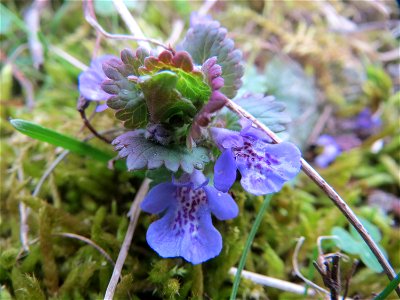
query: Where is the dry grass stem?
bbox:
[104,178,151,300]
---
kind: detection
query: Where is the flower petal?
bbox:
[214,149,237,193]
[78,55,116,101]
[237,141,301,195]
[95,103,108,112]
[210,127,243,150]
[204,186,238,220]
[141,182,176,214]
[146,197,222,264]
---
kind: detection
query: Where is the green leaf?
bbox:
[331,227,362,254]
[263,57,317,148]
[114,100,148,129]
[139,50,212,107]
[0,4,26,34]
[234,93,291,133]
[179,21,244,98]
[332,220,386,273]
[103,49,149,129]
[349,218,382,243]
[138,71,197,123]
[10,119,113,163]
[113,130,210,173]
[360,247,384,273]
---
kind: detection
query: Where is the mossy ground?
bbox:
[1,1,399,299]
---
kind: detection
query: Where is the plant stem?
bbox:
[230,194,272,300]
[226,99,399,296]
[83,0,168,49]
[104,178,151,300]
[374,272,400,300]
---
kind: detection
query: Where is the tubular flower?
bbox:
[78,55,117,112]
[141,170,238,264]
[211,120,301,196]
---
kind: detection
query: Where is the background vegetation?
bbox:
[1,1,399,299]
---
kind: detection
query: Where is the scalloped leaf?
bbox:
[103,48,150,129]
[112,130,210,173]
[138,71,197,124]
[178,21,244,98]
[263,57,317,147]
[139,50,211,106]
[233,93,291,133]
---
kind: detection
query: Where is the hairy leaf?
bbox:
[113,130,210,173]
[103,48,149,129]
[138,71,197,124]
[234,93,291,133]
[263,57,317,148]
[178,20,244,98]
[139,50,211,106]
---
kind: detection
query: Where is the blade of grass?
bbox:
[374,272,400,300]
[230,194,273,300]
[10,119,113,163]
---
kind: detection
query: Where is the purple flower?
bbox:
[78,55,117,112]
[355,108,381,130]
[314,134,342,168]
[141,170,238,264]
[210,120,302,196]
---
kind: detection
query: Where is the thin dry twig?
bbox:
[17,162,30,252]
[24,0,47,69]
[229,267,316,296]
[292,237,330,296]
[53,232,115,266]
[307,105,333,145]
[226,98,399,295]
[164,20,184,47]
[32,150,70,197]
[111,0,150,49]
[198,0,218,16]
[104,178,151,300]
[77,97,112,144]
[0,50,37,109]
[49,45,88,71]
[83,0,168,49]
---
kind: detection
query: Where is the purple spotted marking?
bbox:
[211,119,302,195]
[140,170,239,264]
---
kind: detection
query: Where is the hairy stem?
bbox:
[226,99,399,296]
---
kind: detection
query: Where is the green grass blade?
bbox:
[230,194,273,300]
[374,272,400,300]
[10,119,113,163]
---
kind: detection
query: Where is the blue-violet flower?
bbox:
[78,55,117,112]
[315,134,342,168]
[211,119,301,195]
[141,170,238,264]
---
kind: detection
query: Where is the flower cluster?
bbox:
[77,17,302,264]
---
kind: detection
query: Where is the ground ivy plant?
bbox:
[78,16,301,264]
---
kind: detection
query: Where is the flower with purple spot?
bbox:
[141,170,238,264]
[78,55,117,112]
[314,134,342,168]
[210,120,302,196]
